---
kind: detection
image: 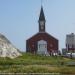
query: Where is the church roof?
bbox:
[39,6,45,21]
[27,32,58,42]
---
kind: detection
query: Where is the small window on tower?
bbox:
[40,21,44,26]
[41,26,44,29]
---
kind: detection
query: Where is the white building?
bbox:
[66,33,75,52]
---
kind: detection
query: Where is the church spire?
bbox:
[38,6,46,32]
[39,6,45,21]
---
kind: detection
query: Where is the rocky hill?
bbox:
[0,33,21,59]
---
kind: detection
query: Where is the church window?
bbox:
[50,44,53,47]
[39,44,40,48]
[32,45,34,47]
[45,44,47,48]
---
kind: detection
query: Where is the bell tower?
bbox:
[38,6,46,32]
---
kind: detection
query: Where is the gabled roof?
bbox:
[27,32,58,41]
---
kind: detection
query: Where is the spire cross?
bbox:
[41,0,43,6]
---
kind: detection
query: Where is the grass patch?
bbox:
[0,53,75,74]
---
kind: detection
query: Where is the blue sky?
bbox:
[0,0,75,51]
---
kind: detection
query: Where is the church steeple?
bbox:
[39,6,45,21]
[38,6,46,32]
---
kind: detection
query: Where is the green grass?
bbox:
[0,53,75,74]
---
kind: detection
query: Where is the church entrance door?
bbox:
[37,40,48,55]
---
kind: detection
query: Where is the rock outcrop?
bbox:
[0,33,21,59]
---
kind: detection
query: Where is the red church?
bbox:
[26,7,59,55]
